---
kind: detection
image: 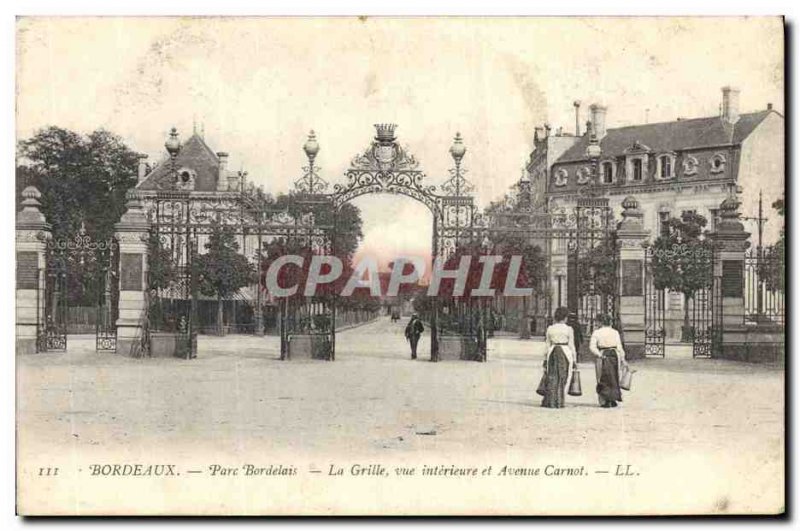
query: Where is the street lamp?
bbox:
[296,130,327,194]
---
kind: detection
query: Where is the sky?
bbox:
[16,17,784,266]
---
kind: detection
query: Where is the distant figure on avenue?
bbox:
[541,307,576,408]
[405,314,424,359]
[589,314,628,408]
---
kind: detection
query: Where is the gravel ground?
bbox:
[17,316,784,515]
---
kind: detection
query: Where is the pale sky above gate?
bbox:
[16,17,783,265]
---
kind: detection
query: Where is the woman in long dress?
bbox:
[588,313,628,408]
[541,307,575,408]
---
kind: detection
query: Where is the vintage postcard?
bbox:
[15,16,785,515]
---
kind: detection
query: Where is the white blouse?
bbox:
[544,322,576,364]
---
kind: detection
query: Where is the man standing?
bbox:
[405,314,424,359]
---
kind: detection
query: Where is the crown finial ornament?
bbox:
[374,123,397,144]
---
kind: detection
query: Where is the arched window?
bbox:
[601,162,614,184]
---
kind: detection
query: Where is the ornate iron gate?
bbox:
[37,229,119,353]
[299,124,486,362]
[566,197,618,355]
[688,246,719,359]
[37,242,67,352]
[146,195,200,359]
[95,240,119,351]
[643,246,666,357]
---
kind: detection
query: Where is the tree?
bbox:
[146,232,178,292]
[760,195,785,293]
[651,211,713,341]
[273,193,363,261]
[17,127,140,307]
[17,126,140,243]
[196,223,256,335]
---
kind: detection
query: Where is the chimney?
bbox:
[767,103,773,111]
[216,152,229,191]
[228,170,243,192]
[589,104,607,139]
[721,86,740,124]
[137,154,149,184]
[573,100,581,136]
[534,126,543,144]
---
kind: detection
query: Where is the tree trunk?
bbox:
[217,296,224,336]
[519,296,531,339]
[682,292,691,342]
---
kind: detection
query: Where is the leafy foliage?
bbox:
[651,212,712,296]
[760,195,785,293]
[17,126,140,243]
[196,223,256,300]
[576,234,618,298]
[146,232,178,292]
[650,211,713,339]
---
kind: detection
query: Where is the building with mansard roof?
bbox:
[134,129,267,334]
[136,130,244,194]
[524,86,783,338]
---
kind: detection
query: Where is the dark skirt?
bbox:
[597,350,622,404]
[541,346,569,408]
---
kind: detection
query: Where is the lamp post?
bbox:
[165,126,181,182]
[298,130,324,194]
[449,132,466,248]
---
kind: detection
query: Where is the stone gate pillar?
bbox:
[16,186,50,354]
[616,196,650,360]
[114,195,151,356]
[707,197,754,360]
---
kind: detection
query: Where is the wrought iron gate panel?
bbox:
[146,195,200,359]
[643,246,666,357]
[37,245,67,352]
[688,246,716,359]
[37,229,119,353]
[95,240,119,351]
[561,197,619,353]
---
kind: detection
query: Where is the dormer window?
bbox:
[656,154,676,179]
[683,155,699,176]
[710,153,726,174]
[554,168,568,187]
[175,167,197,191]
[600,161,615,184]
[576,166,592,185]
[631,158,643,182]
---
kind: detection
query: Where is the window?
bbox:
[601,162,614,184]
[683,155,699,176]
[554,168,568,187]
[709,208,720,231]
[658,155,674,179]
[710,154,726,174]
[659,211,671,237]
[577,166,592,185]
[632,158,643,181]
[175,167,196,191]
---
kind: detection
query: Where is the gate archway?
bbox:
[291,123,487,362]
